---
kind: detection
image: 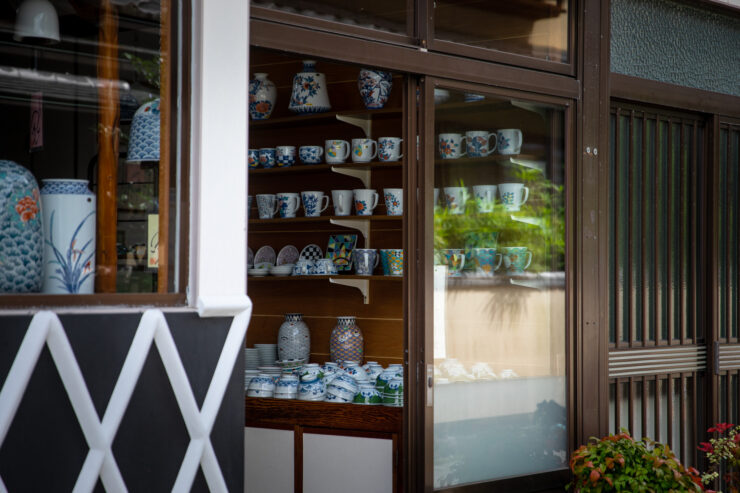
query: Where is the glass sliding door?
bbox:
[428,83,569,488]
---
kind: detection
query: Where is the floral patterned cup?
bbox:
[438,133,466,159]
[383,188,403,216]
[378,137,403,162]
[442,249,466,276]
[325,139,350,164]
[301,191,330,217]
[465,131,496,157]
[501,246,533,275]
[353,189,379,216]
[351,138,378,163]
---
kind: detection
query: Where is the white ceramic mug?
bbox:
[383,188,403,216]
[275,146,296,167]
[473,185,497,213]
[331,190,353,216]
[497,129,523,155]
[351,138,378,163]
[443,186,469,215]
[498,183,529,211]
[256,194,278,219]
[465,131,497,157]
[378,137,403,162]
[276,192,300,218]
[325,139,350,164]
[301,191,330,217]
[438,133,467,159]
[353,189,379,216]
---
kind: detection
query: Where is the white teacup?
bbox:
[325,139,350,164]
[353,189,379,216]
[351,138,378,163]
[473,185,497,213]
[443,186,469,215]
[497,129,523,155]
[498,183,529,212]
[438,133,466,159]
[465,131,496,157]
[331,190,353,216]
[378,137,403,162]
[301,191,330,217]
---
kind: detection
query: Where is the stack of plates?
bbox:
[244,370,259,390]
[257,366,282,381]
[255,343,277,366]
[244,348,260,370]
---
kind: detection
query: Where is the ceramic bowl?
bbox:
[247,388,273,398]
[273,392,296,399]
[326,384,356,402]
[330,374,359,394]
[325,390,353,403]
[248,374,276,392]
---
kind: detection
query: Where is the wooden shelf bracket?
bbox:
[336,113,372,137]
[331,165,371,187]
[329,218,371,245]
[329,277,370,304]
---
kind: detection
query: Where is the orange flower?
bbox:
[15,195,39,223]
[256,102,270,113]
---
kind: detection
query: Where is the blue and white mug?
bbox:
[293,259,314,276]
[256,194,278,219]
[314,258,337,275]
[276,192,300,218]
[498,183,529,212]
[353,249,379,276]
[465,131,496,157]
[378,137,403,162]
[497,129,523,155]
[383,188,403,216]
[248,149,259,168]
[259,148,276,168]
[301,190,330,217]
[276,146,296,167]
[299,145,324,164]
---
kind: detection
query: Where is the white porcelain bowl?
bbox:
[326,384,356,402]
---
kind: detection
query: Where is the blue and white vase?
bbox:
[40,179,96,294]
[0,160,43,293]
[249,73,277,120]
[289,60,331,114]
[358,68,392,109]
[127,98,160,162]
[278,313,311,361]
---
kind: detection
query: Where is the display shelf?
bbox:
[249,107,402,129]
[248,275,401,281]
[434,154,540,166]
[249,215,400,225]
[245,397,402,434]
[249,160,401,175]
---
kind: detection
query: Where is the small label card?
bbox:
[147,214,159,269]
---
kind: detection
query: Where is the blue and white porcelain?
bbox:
[329,373,359,395]
[274,374,299,398]
[344,362,368,383]
[276,146,296,167]
[358,68,392,109]
[301,191,329,217]
[498,183,529,212]
[353,248,379,276]
[299,363,324,380]
[0,160,43,293]
[127,98,160,162]
[378,137,403,162]
[353,383,382,405]
[298,374,326,401]
[313,258,337,275]
[465,131,496,157]
[277,192,300,219]
[40,179,96,294]
[383,188,403,216]
[278,313,311,362]
[299,145,324,164]
[249,73,277,120]
[289,60,331,114]
[293,259,314,276]
[247,374,275,398]
[496,128,523,155]
[248,149,259,168]
[259,148,276,168]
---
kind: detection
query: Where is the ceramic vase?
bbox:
[249,73,277,120]
[0,160,43,293]
[40,179,96,294]
[330,316,364,365]
[357,68,392,109]
[278,313,311,361]
[289,60,331,114]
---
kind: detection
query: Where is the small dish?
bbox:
[248,267,269,277]
[248,247,254,268]
[254,245,276,266]
[277,245,299,265]
[299,244,323,262]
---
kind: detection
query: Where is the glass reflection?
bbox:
[433,89,567,487]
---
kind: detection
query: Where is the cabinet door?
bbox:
[420,80,571,490]
[244,427,294,493]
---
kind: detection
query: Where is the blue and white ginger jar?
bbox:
[289,60,331,114]
[249,73,277,120]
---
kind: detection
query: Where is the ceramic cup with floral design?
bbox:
[256,194,278,219]
[380,249,404,276]
[497,129,523,155]
[353,248,379,276]
[325,139,350,164]
[351,138,378,163]
[470,248,503,276]
[473,184,497,213]
[276,192,300,218]
[465,131,496,157]
[442,249,466,276]
[498,183,529,212]
[301,191,330,217]
[259,148,276,168]
[383,188,403,216]
[299,145,324,164]
[438,133,466,159]
[248,149,259,168]
[443,186,469,215]
[501,246,532,275]
[378,137,403,162]
[353,189,379,216]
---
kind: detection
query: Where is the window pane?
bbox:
[432,89,567,487]
[434,0,570,63]
[0,1,181,295]
[251,0,410,37]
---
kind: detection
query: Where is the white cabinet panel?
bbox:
[244,427,294,493]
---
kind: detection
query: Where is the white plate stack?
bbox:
[257,366,282,382]
[255,343,278,366]
[244,348,260,370]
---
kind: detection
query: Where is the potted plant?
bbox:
[700,422,740,492]
[567,430,704,492]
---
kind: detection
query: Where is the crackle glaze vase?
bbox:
[0,160,43,293]
[330,316,364,365]
[40,179,96,294]
[278,313,311,361]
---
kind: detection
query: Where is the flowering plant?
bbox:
[568,430,704,492]
[700,422,740,491]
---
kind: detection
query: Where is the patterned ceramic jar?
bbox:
[0,160,43,293]
[289,60,331,114]
[249,73,277,120]
[278,313,311,361]
[330,316,364,365]
[354,383,382,405]
[357,68,392,109]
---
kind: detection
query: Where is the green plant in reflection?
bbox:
[434,167,565,273]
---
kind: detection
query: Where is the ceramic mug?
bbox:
[275,146,296,167]
[498,183,529,212]
[351,138,378,163]
[256,194,278,219]
[383,188,403,216]
[442,249,465,276]
[438,133,467,159]
[501,246,532,275]
[301,191,330,217]
[353,248,379,276]
[353,189,379,216]
[470,248,503,276]
[497,129,523,155]
[247,195,253,218]
[331,190,353,216]
[443,186,469,215]
[314,258,338,275]
[276,192,300,218]
[466,131,497,157]
[380,249,404,276]
[378,137,403,162]
[325,139,350,164]
[259,148,276,168]
[473,185,497,213]
[248,149,259,168]
[299,145,324,164]
[293,259,314,276]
